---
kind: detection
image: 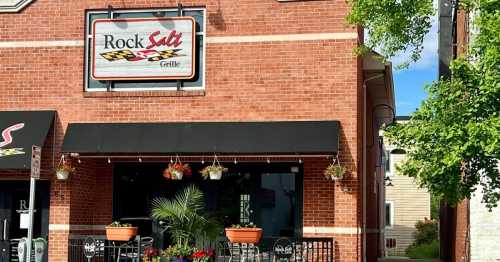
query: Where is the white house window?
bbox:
[385,150,393,176]
[84,8,206,92]
[385,201,394,227]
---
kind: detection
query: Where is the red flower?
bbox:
[144,247,159,259]
[192,250,205,258]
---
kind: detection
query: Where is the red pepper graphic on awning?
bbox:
[0,123,24,148]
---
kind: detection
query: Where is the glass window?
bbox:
[385,202,394,227]
[385,150,392,176]
[84,8,205,91]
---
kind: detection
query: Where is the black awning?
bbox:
[62,121,339,155]
[0,111,55,169]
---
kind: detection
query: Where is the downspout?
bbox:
[362,73,384,262]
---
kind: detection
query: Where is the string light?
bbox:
[298,158,302,164]
[77,158,81,164]
[107,157,111,164]
[170,156,174,163]
[267,158,271,164]
[201,156,205,164]
[234,158,238,164]
[139,157,142,163]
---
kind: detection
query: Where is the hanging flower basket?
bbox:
[200,155,228,180]
[54,157,74,180]
[324,155,346,181]
[163,158,192,180]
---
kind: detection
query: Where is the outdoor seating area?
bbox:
[68,235,334,262]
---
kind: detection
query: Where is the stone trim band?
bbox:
[0,32,358,49]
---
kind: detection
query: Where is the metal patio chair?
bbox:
[228,242,260,262]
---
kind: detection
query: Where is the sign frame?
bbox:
[30,145,41,179]
[91,16,196,81]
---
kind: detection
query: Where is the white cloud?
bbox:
[392,0,439,71]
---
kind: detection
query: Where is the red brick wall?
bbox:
[0,0,373,261]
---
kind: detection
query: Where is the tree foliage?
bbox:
[346,0,434,67]
[376,0,500,208]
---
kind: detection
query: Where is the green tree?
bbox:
[348,0,500,208]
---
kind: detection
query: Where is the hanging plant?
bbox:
[324,155,346,181]
[200,155,228,180]
[163,156,192,180]
[55,156,74,180]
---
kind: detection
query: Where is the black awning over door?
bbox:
[61,121,340,155]
[0,111,55,169]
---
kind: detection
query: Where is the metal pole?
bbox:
[26,176,36,262]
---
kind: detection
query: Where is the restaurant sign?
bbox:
[92,17,196,80]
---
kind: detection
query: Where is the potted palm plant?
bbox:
[225,223,262,244]
[105,221,138,241]
[151,186,221,261]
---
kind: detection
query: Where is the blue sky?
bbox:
[390,5,439,116]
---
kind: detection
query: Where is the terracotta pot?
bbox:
[225,228,262,243]
[105,226,138,241]
[209,170,222,180]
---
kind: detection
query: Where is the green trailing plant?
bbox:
[324,164,346,180]
[151,186,221,247]
[107,221,133,227]
[229,222,257,229]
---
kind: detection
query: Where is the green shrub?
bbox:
[405,240,440,259]
[414,219,438,245]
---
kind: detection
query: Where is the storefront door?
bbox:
[113,162,303,248]
[0,181,49,262]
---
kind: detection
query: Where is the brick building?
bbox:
[0,1,394,261]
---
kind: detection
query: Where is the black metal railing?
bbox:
[69,236,335,262]
[68,235,145,262]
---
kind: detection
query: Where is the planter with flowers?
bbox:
[144,247,162,262]
[225,223,262,244]
[163,162,192,180]
[324,156,346,181]
[200,156,228,180]
[55,160,74,180]
[105,221,138,241]
[163,244,195,262]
